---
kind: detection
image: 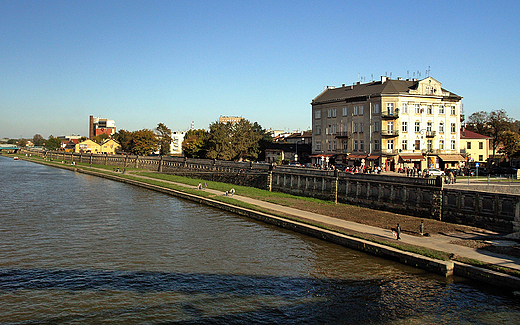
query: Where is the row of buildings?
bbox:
[71,78,491,171]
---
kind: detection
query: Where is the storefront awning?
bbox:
[309,154,335,158]
[399,154,425,162]
[366,155,381,160]
[346,154,368,160]
[437,154,466,162]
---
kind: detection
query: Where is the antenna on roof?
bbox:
[371,74,373,81]
[407,70,409,79]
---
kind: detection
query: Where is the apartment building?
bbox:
[311,76,463,171]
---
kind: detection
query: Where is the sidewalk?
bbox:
[131,172,520,272]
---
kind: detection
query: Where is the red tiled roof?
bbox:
[461,130,491,139]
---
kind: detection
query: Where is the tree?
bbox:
[252,122,273,161]
[182,129,208,158]
[32,134,45,146]
[231,119,262,161]
[155,123,172,156]
[114,129,134,153]
[17,139,27,147]
[45,136,62,150]
[131,129,158,155]
[499,131,520,158]
[206,122,235,160]
[487,109,513,157]
[467,109,513,157]
[93,133,109,144]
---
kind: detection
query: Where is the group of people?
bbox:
[445,170,457,184]
[401,167,423,177]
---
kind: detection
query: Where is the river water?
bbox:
[0,156,519,324]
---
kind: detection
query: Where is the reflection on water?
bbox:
[0,156,519,324]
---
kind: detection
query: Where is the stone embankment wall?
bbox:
[23,149,520,233]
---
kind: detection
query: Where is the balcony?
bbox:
[381,149,399,156]
[425,130,436,138]
[334,132,351,138]
[381,110,399,119]
[381,129,399,137]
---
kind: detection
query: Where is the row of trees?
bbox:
[466,109,520,158]
[183,119,272,161]
[8,119,273,161]
[113,119,272,160]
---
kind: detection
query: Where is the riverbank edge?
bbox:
[18,157,520,290]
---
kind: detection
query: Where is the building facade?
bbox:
[170,131,186,156]
[311,76,463,171]
[460,129,491,165]
[89,116,116,139]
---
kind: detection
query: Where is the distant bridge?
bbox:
[0,144,20,152]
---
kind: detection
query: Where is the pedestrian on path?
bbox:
[198,183,202,190]
[204,182,207,190]
[396,224,401,240]
[230,188,235,196]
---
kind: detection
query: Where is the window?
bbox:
[332,141,337,150]
[316,141,321,151]
[353,106,358,115]
[439,122,444,133]
[354,140,359,150]
[315,125,321,135]
[415,104,421,114]
[451,140,456,150]
[402,140,408,151]
[479,142,483,149]
[387,140,394,150]
[315,110,321,119]
[373,103,380,114]
[451,106,456,115]
[342,107,348,116]
[328,142,332,150]
[427,105,433,115]
[467,142,471,149]
[386,103,394,114]
[415,122,420,133]
[387,121,394,131]
[439,140,444,150]
[479,155,483,161]
[359,123,364,133]
[354,123,358,133]
[359,106,364,115]
[332,108,337,118]
[402,121,408,132]
[374,122,380,132]
[326,125,331,135]
[427,121,432,132]
[427,140,432,151]
[327,109,332,118]
[451,123,456,133]
[439,105,445,114]
[374,140,380,151]
[360,140,364,151]
[415,140,421,151]
[401,103,408,114]
[343,141,348,150]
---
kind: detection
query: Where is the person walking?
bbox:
[396,224,401,240]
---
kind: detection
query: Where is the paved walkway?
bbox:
[128,172,520,272]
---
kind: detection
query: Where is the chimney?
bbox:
[381,76,387,83]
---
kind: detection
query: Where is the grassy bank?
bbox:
[9,153,520,278]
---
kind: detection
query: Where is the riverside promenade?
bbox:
[115,169,520,291]
[9,155,520,290]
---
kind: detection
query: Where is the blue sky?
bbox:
[1,0,519,138]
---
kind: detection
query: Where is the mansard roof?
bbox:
[312,77,462,105]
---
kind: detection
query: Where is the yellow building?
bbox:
[460,129,491,163]
[100,139,121,154]
[75,139,101,153]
